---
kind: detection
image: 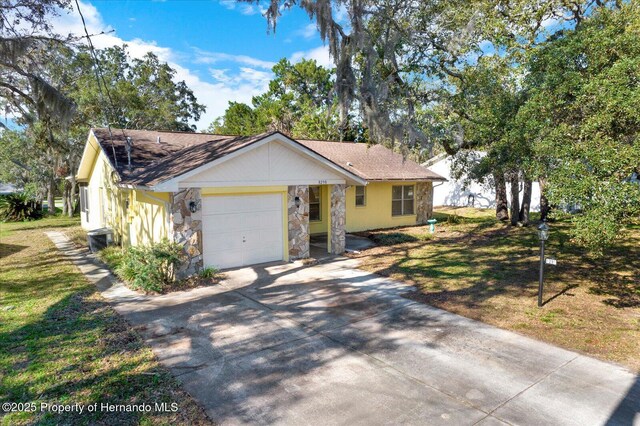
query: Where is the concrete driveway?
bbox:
[48,232,640,426]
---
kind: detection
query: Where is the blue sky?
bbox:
[51,0,340,129]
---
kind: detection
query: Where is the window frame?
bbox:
[309,185,321,222]
[391,185,415,216]
[80,187,90,221]
[355,185,366,207]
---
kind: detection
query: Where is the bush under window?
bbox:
[99,239,183,293]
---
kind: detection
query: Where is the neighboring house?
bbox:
[424,152,541,212]
[76,129,445,276]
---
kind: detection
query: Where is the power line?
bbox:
[75,0,126,169]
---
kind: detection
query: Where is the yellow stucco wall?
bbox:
[82,149,124,239]
[81,147,170,247]
[345,181,419,233]
[127,190,170,247]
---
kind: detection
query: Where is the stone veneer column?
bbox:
[287,185,309,259]
[330,184,346,254]
[170,188,203,279]
[416,181,434,224]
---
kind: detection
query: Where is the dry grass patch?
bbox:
[352,207,640,372]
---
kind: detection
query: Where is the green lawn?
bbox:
[0,217,210,425]
[354,207,640,372]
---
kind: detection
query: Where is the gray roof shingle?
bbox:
[298,139,445,181]
[91,128,445,187]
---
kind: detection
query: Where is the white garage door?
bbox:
[202,193,284,269]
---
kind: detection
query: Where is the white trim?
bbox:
[117,183,154,191]
[179,179,346,188]
[75,129,101,180]
[154,132,367,191]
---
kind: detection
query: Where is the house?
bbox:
[76,129,445,276]
[424,152,541,211]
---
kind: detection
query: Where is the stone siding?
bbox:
[288,185,309,259]
[171,189,203,279]
[330,184,346,254]
[416,181,434,224]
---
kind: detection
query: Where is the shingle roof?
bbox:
[90,128,445,187]
[298,139,446,181]
[92,128,273,187]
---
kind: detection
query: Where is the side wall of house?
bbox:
[81,147,170,246]
[81,150,127,243]
[127,190,171,247]
[345,181,422,233]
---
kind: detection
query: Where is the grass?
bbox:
[352,207,640,372]
[0,216,211,425]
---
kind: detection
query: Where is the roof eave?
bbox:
[153,132,368,191]
[367,177,448,182]
[117,183,155,191]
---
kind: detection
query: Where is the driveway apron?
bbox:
[47,231,640,426]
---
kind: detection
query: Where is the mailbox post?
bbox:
[537,222,550,307]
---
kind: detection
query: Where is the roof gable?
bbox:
[179,137,358,187]
[90,128,267,187]
[76,130,102,182]
[86,129,366,190]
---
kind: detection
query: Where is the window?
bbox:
[355,186,366,206]
[309,185,321,221]
[80,187,90,221]
[392,185,414,216]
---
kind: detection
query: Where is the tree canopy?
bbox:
[243,0,637,248]
[209,58,362,141]
[517,3,640,248]
[1,2,207,216]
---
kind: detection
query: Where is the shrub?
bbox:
[0,193,43,222]
[198,266,219,279]
[98,246,126,270]
[100,239,183,293]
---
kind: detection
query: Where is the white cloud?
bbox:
[219,0,236,10]
[49,0,273,129]
[297,23,317,39]
[219,0,266,16]
[290,45,333,68]
[210,67,271,89]
[193,49,276,70]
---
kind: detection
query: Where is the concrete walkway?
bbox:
[47,231,639,426]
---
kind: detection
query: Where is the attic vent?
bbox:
[125,136,132,169]
[346,161,353,167]
[157,136,161,144]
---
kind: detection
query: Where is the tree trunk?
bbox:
[494,172,509,221]
[47,178,56,216]
[62,181,70,216]
[539,177,550,222]
[70,177,78,216]
[519,179,532,226]
[509,172,520,226]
